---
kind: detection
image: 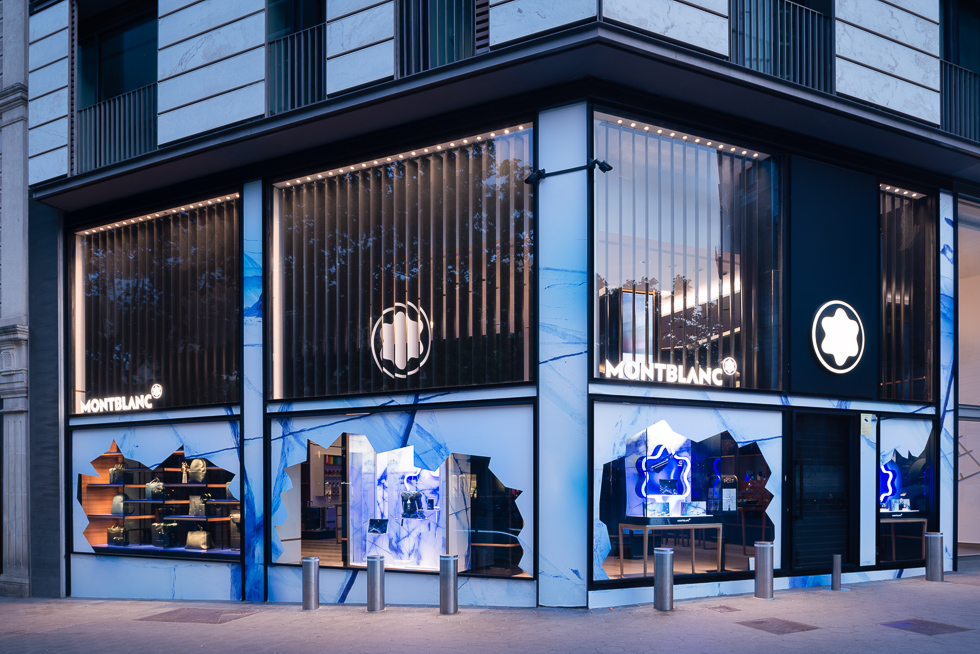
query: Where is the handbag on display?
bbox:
[188,495,206,517]
[400,491,425,519]
[107,524,127,546]
[229,511,242,550]
[145,478,165,501]
[151,521,179,548]
[185,526,213,550]
[108,463,125,485]
[111,492,135,515]
[187,459,207,483]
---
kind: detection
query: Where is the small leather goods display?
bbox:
[368,518,389,534]
[187,459,207,483]
[659,479,680,495]
[229,511,242,550]
[145,477,165,500]
[188,495,206,517]
[108,463,125,485]
[401,491,425,519]
[111,492,135,515]
[185,526,213,550]
[151,521,179,548]
[107,524,127,546]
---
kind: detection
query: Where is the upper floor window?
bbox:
[594,112,783,391]
[267,0,325,41]
[399,0,489,76]
[77,1,157,108]
[943,0,980,73]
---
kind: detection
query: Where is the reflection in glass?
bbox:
[272,126,534,398]
[879,185,935,401]
[72,196,241,412]
[594,113,781,390]
[278,435,527,577]
[598,421,774,578]
[957,200,980,405]
[878,418,934,563]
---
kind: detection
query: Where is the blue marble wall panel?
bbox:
[242,180,266,600]
[939,191,955,570]
[592,402,783,581]
[69,406,240,428]
[537,102,590,607]
[269,404,533,604]
[267,385,536,415]
[860,414,879,565]
[71,554,241,600]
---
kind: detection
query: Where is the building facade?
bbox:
[7,0,980,606]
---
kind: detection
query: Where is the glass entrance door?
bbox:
[791,412,853,571]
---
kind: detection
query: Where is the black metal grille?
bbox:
[268,22,326,115]
[400,0,479,76]
[941,60,980,141]
[731,0,833,93]
[75,83,157,173]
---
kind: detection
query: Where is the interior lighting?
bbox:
[630,123,636,127]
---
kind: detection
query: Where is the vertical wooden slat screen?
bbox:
[74,197,241,412]
[275,127,533,399]
[594,114,781,390]
[879,188,935,401]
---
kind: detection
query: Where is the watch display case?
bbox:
[79,442,241,557]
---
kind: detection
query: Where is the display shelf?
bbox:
[87,483,124,487]
[121,500,190,504]
[87,514,156,519]
[92,544,238,555]
[163,515,232,522]
[161,467,220,472]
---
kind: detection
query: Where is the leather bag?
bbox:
[188,495,206,517]
[107,524,127,546]
[185,527,213,550]
[111,492,135,515]
[108,463,125,485]
[145,478,165,501]
[151,521,179,548]
[229,511,242,550]
[187,459,207,483]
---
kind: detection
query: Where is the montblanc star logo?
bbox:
[811,300,864,374]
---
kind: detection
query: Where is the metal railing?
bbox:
[76,83,157,174]
[942,60,980,142]
[731,0,833,93]
[268,23,326,116]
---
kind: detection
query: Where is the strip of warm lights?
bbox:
[879,183,922,199]
[600,113,768,161]
[274,125,528,189]
[77,193,242,235]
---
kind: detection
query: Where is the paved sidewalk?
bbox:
[2,572,979,654]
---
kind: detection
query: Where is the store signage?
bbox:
[370,302,432,379]
[80,384,163,413]
[811,300,864,374]
[603,356,737,386]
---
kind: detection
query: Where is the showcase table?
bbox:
[618,523,723,577]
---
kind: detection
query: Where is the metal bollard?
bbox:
[440,554,459,614]
[302,556,319,610]
[654,548,674,611]
[831,554,842,591]
[754,542,774,600]
[367,555,385,611]
[925,533,944,582]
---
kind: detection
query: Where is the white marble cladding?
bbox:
[836,58,939,124]
[835,0,940,124]
[490,0,598,48]
[326,2,394,58]
[27,0,69,185]
[836,0,939,56]
[157,0,265,144]
[326,1,395,94]
[603,0,729,56]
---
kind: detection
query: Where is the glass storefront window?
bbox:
[878,417,935,563]
[879,184,935,401]
[71,194,242,413]
[958,199,980,405]
[271,125,534,399]
[593,112,781,390]
[593,402,782,582]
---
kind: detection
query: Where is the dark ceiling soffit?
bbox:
[31,23,980,212]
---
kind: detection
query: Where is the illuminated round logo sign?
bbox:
[811,300,864,374]
[150,384,163,399]
[370,302,432,378]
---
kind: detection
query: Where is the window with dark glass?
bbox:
[77,2,157,109]
[879,185,935,401]
[267,0,327,115]
[399,0,489,76]
[594,112,782,390]
[272,125,533,399]
[72,194,241,413]
[267,0,325,41]
[878,418,935,563]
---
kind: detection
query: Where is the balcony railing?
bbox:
[731,0,833,93]
[268,23,326,116]
[942,60,980,142]
[76,83,157,174]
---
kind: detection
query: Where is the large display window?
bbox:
[877,417,935,563]
[71,194,242,413]
[271,125,534,399]
[71,422,242,561]
[592,402,782,583]
[879,185,935,401]
[271,405,533,578]
[593,112,782,390]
